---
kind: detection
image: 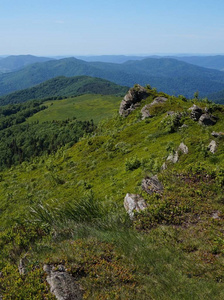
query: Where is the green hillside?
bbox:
[1,57,224,99]
[1,86,224,298]
[0,76,128,105]
[27,94,122,124]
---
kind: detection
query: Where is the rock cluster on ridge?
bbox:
[119,84,150,117]
[189,104,217,125]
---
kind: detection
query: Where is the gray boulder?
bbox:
[141,175,163,195]
[199,113,217,126]
[178,142,189,154]
[141,96,168,120]
[189,105,203,121]
[167,151,179,163]
[141,104,152,119]
[151,96,168,106]
[208,140,217,154]
[212,131,224,137]
[124,193,147,219]
[119,85,150,117]
[43,264,83,300]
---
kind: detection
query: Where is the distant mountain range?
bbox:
[77,54,224,71]
[0,56,224,101]
[0,55,54,73]
[0,76,128,105]
[170,55,224,71]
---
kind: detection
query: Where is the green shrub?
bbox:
[125,156,141,171]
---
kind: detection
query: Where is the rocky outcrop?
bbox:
[119,85,150,117]
[141,96,168,120]
[189,105,217,126]
[199,113,217,126]
[43,264,83,300]
[141,175,163,195]
[208,140,217,154]
[189,105,203,121]
[124,193,147,219]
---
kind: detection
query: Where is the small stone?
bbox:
[161,162,167,170]
[167,151,179,163]
[211,131,224,137]
[43,264,83,300]
[18,255,28,275]
[208,140,217,154]
[124,193,147,219]
[141,175,163,195]
[211,211,221,219]
[178,142,189,154]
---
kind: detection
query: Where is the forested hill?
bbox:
[0,76,128,105]
[1,57,224,99]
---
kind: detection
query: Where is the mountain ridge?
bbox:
[1,57,224,100]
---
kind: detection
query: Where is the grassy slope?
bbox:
[1,90,224,298]
[26,94,122,124]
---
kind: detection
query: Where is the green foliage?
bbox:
[1,89,224,298]
[0,264,55,299]
[125,156,141,171]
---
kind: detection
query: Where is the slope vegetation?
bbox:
[0,86,224,298]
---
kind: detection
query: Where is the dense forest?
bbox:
[0,100,95,169]
[0,75,128,105]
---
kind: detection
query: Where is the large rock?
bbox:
[43,264,83,300]
[119,85,150,117]
[141,175,163,195]
[199,113,217,126]
[208,140,217,154]
[141,96,168,119]
[124,193,147,219]
[189,105,203,121]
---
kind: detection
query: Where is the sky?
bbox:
[1,0,224,56]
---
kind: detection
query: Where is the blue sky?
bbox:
[1,0,224,56]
